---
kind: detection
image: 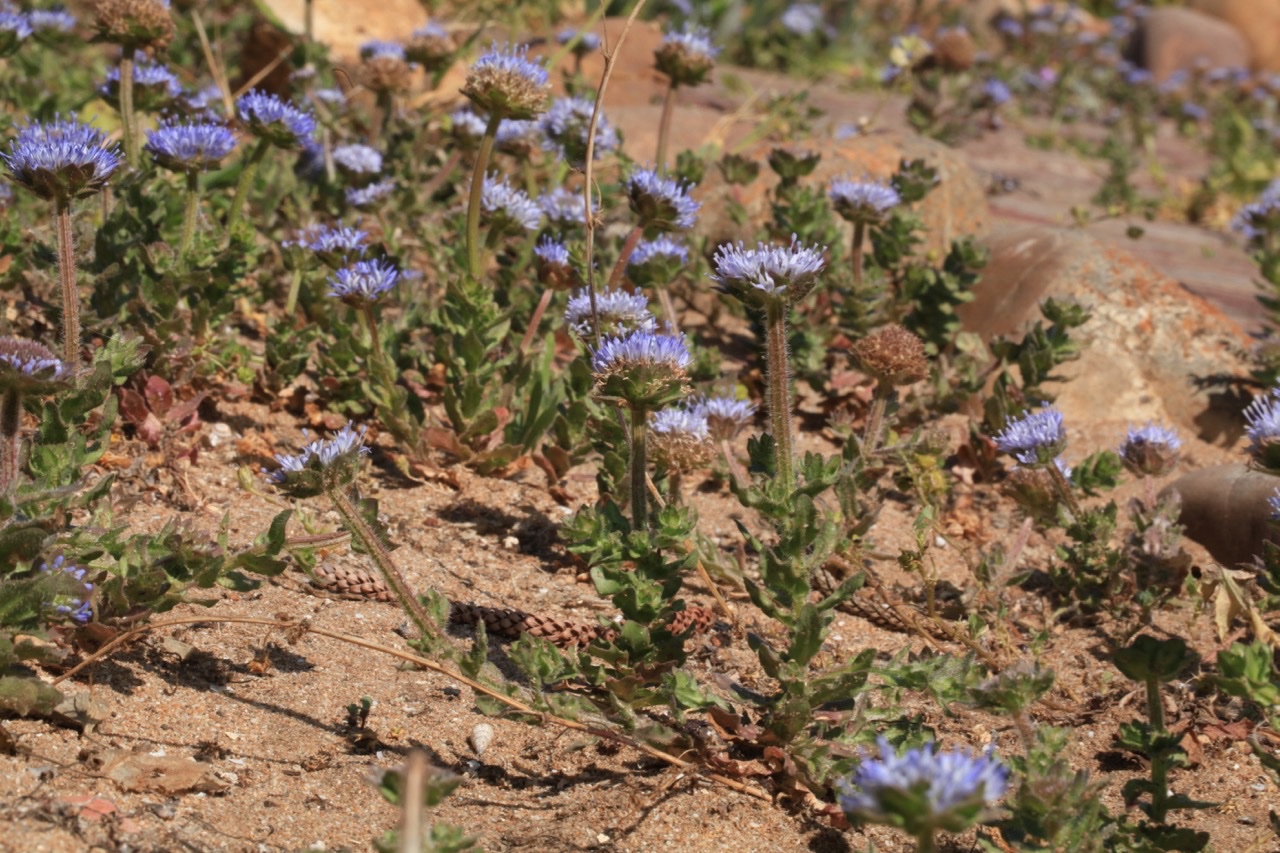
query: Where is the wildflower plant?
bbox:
[229,91,316,234]
[653,24,719,169]
[144,120,237,262]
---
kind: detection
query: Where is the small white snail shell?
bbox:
[468,722,494,758]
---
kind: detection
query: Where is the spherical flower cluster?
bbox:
[1245,388,1280,469]
[268,422,370,498]
[539,95,619,166]
[236,90,316,149]
[406,20,455,71]
[462,42,550,120]
[361,41,414,94]
[2,116,122,203]
[993,407,1067,467]
[654,24,719,88]
[29,8,77,35]
[479,174,541,233]
[360,39,405,61]
[851,324,928,386]
[332,143,383,182]
[102,59,180,111]
[710,234,827,305]
[592,330,691,409]
[494,119,542,157]
[144,120,236,173]
[345,178,396,210]
[0,336,72,393]
[540,186,589,228]
[93,0,173,51]
[626,167,700,231]
[450,108,488,145]
[1119,422,1181,477]
[534,236,574,289]
[40,555,94,624]
[829,177,902,225]
[650,405,714,470]
[981,77,1012,107]
[302,224,369,268]
[628,235,688,287]
[565,288,655,338]
[839,738,1008,838]
[781,3,825,38]
[1231,182,1280,249]
[328,258,400,305]
[698,396,756,440]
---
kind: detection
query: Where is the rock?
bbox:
[1162,464,1280,568]
[958,224,1249,440]
[1189,0,1280,72]
[259,0,430,61]
[1132,8,1251,83]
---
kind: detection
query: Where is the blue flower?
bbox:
[593,331,690,374]
[450,108,488,143]
[1120,422,1181,476]
[332,143,383,179]
[534,235,570,266]
[2,116,121,202]
[311,88,346,109]
[144,120,236,172]
[495,118,542,155]
[650,404,715,469]
[655,24,719,87]
[268,423,370,496]
[565,288,655,338]
[1231,183,1280,247]
[1268,487,1280,521]
[345,178,396,210]
[29,8,76,34]
[360,39,405,61]
[414,21,449,40]
[631,235,689,268]
[0,336,71,390]
[102,59,180,110]
[711,234,827,303]
[540,186,588,227]
[651,405,709,439]
[462,42,550,120]
[993,407,1067,466]
[406,20,455,69]
[981,77,1011,106]
[539,95,618,165]
[301,224,369,268]
[328,259,400,304]
[626,167,700,231]
[40,555,94,624]
[480,174,541,232]
[696,395,756,440]
[829,177,902,224]
[839,738,1008,837]
[1245,389,1280,466]
[781,3,824,38]
[236,90,317,149]
[0,8,32,54]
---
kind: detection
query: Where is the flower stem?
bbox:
[851,220,866,294]
[518,287,555,354]
[119,50,138,168]
[54,201,80,365]
[465,114,502,280]
[915,831,938,853]
[764,299,795,490]
[327,487,441,642]
[656,82,677,173]
[0,388,21,494]
[630,406,649,530]
[607,225,645,293]
[360,302,393,383]
[178,169,201,266]
[862,380,894,457]
[284,269,305,317]
[1146,675,1171,823]
[227,138,271,237]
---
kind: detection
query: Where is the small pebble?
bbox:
[502,535,520,551]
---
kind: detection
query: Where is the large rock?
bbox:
[1190,0,1280,72]
[1133,7,1251,82]
[260,0,429,61]
[1163,464,1279,568]
[958,225,1250,440]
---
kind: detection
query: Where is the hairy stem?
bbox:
[518,287,555,354]
[359,302,393,383]
[656,82,677,173]
[1146,675,1170,822]
[119,50,138,168]
[631,406,649,530]
[465,114,502,280]
[0,389,21,494]
[54,201,80,365]
[284,268,304,316]
[327,487,441,642]
[227,139,271,236]
[606,225,645,294]
[764,299,795,490]
[862,380,895,457]
[851,220,866,294]
[718,437,747,490]
[178,169,201,265]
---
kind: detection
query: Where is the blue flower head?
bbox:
[696,395,756,440]
[2,116,121,202]
[236,90,316,149]
[345,178,396,210]
[29,8,76,35]
[565,288,655,338]
[0,8,32,55]
[328,259,400,306]
[829,177,901,225]
[539,95,619,166]
[628,235,688,288]
[406,20,455,70]
[1245,388,1280,469]
[655,24,719,87]
[494,118,542,156]
[781,3,825,38]
[303,224,369,269]
[626,167,699,232]
[591,329,691,409]
[650,404,714,470]
[981,77,1011,106]
[1231,183,1280,249]
[1119,422,1181,477]
[0,336,72,393]
[480,174,542,233]
[993,407,1067,467]
[534,236,575,289]
[144,120,236,172]
[540,186,589,229]
[102,59,180,111]
[450,108,488,144]
[1269,487,1280,522]
[711,234,827,305]
[332,143,383,181]
[462,42,550,120]
[40,555,94,624]
[268,423,370,498]
[360,39,405,61]
[839,738,1009,838]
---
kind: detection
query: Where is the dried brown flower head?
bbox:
[362,55,413,95]
[93,0,174,51]
[851,324,928,386]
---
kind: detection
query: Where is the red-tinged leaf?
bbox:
[138,412,164,446]
[117,388,150,426]
[143,374,173,417]
[167,392,208,429]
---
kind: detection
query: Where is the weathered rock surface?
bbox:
[1190,0,1280,71]
[1162,464,1280,568]
[1133,7,1252,82]
[959,224,1250,441]
[260,0,429,61]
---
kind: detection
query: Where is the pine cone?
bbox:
[309,561,393,602]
